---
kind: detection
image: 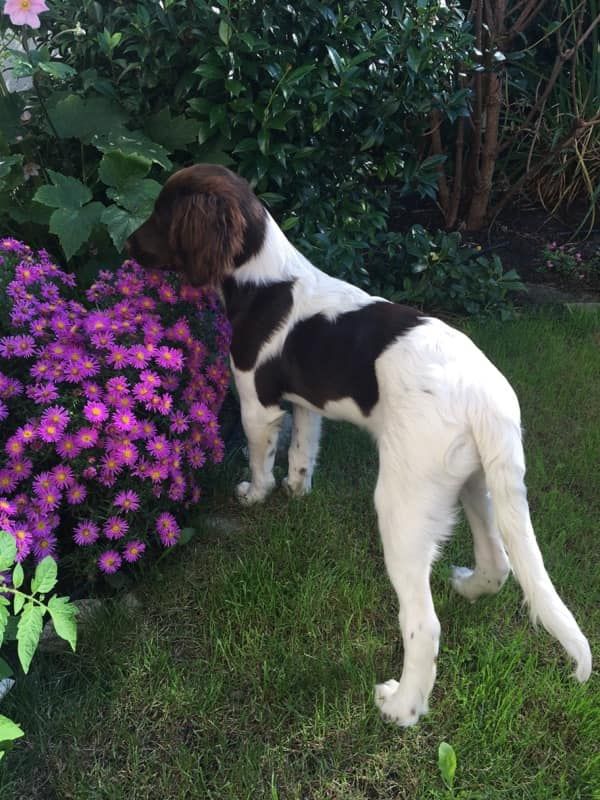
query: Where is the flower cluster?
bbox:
[0,238,231,577]
[540,242,599,283]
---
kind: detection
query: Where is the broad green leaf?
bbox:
[16,602,44,674]
[0,657,13,680]
[11,563,24,590]
[98,151,150,188]
[144,109,198,151]
[46,94,128,143]
[106,178,161,216]
[0,155,23,180]
[438,741,457,790]
[194,63,225,81]
[92,131,172,170]
[49,202,104,260]
[101,204,147,251]
[178,527,197,546]
[31,556,57,595]
[47,596,78,652]
[257,128,269,155]
[34,170,92,211]
[0,531,16,572]
[38,61,77,80]
[0,715,23,743]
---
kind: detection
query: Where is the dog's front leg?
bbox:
[282,405,322,497]
[236,403,286,505]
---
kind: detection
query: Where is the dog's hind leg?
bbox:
[282,405,322,497]
[451,469,511,601]
[236,403,286,505]
[373,448,460,727]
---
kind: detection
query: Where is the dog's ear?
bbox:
[168,191,246,286]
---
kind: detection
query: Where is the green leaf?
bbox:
[257,129,269,155]
[46,94,128,143]
[438,741,457,790]
[47,596,78,652]
[31,557,57,595]
[0,715,24,743]
[0,603,8,649]
[218,19,232,46]
[106,178,161,216]
[11,563,24,590]
[98,151,150,188]
[101,204,147,251]
[144,109,198,151]
[326,46,344,75]
[0,531,17,572]
[34,170,92,211]
[178,527,197,546]
[194,63,225,81]
[49,202,105,260]
[92,131,172,170]
[0,657,13,680]
[16,602,44,674]
[38,61,77,80]
[13,592,25,616]
[0,155,23,180]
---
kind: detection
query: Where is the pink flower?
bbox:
[114,490,140,512]
[73,521,99,546]
[83,400,109,424]
[123,539,146,563]
[103,516,128,540]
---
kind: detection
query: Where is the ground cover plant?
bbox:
[0,309,597,799]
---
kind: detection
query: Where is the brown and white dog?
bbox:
[127,164,591,727]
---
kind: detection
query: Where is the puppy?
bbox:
[128,164,591,726]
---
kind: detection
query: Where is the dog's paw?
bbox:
[235,480,273,506]
[374,679,428,727]
[281,475,311,498]
[451,565,506,602]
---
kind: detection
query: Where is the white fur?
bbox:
[230,214,592,725]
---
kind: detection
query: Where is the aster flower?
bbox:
[103,516,128,540]
[32,532,58,561]
[114,490,140,512]
[73,521,99,546]
[67,482,87,505]
[83,400,109,424]
[98,550,122,574]
[123,539,146,563]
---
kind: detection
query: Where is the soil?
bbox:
[392,196,600,304]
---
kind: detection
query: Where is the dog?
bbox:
[127,164,591,726]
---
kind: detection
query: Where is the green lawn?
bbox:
[2,311,599,799]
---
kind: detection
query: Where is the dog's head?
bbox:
[126,164,266,287]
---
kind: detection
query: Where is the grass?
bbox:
[1,310,599,799]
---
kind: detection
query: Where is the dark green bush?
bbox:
[0,0,522,314]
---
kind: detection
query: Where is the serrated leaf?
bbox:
[98,151,150,188]
[31,556,57,595]
[46,94,128,143]
[438,741,457,789]
[107,178,161,216]
[49,201,104,260]
[16,602,44,674]
[0,657,13,680]
[92,131,172,169]
[11,563,24,590]
[0,715,23,742]
[218,19,232,46]
[0,531,16,572]
[101,204,147,251]
[34,170,92,211]
[47,596,78,652]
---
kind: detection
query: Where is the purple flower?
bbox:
[73,521,99,546]
[98,550,122,574]
[114,490,140,512]
[103,516,128,541]
[123,539,146,563]
[83,400,109,424]
[32,531,58,561]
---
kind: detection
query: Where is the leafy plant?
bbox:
[438,741,457,792]
[538,241,600,284]
[0,528,77,761]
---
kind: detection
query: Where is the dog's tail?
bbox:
[468,385,592,682]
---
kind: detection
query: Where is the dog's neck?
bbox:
[231,212,313,287]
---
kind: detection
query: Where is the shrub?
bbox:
[0,239,230,581]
